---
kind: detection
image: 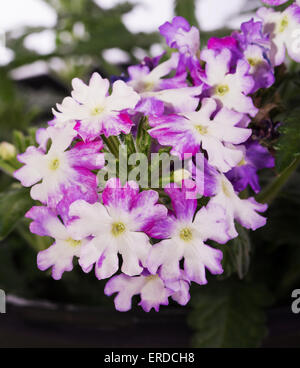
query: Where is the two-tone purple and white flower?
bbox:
[200,48,258,117]
[209,173,268,238]
[146,181,229,285]
[148,98,251,172]
[258,4,300,66]
[26,206,89,280]
[105,270,190,312]
[53,72,140,141]
[67,178,167,280]
[226,140,275,193]
[14,124,105,220]
[159,16,202,82]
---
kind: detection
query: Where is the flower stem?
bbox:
[256,155,300,205]
[101,135,120,158]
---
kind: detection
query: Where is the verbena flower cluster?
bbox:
[14,1,300,312]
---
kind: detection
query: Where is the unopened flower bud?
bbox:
[0,142,16,160]
[173,169,191,183]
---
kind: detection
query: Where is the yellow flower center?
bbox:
[247,58,261,67]
[144,81,155,92]
[49,158,60,171]
[195,125,208,135]
[91,106,104,116]
[179,227,193,242]
[147,274,158,282]
[222,180,232,197]
[66,238,82,247]
[279,16,289,33]
[238,157,247,167]
[215,84,229,97]
[111,222,126,237]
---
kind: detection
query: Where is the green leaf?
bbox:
[0,158,17,176]
[0,186,34,241]
[256,155,300,204]
[275,110,300,172]
[188,279,271,348]
[12,130,27,153]
[174,0,198,27]
[219,224,251,279]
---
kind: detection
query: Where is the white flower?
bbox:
[210,173,268,238]
[258,4,300,66]
[53,72,140,140]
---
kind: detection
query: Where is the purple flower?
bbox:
[159,16,203,85]
[67,178,167,280]
[232,19,271,51]
[261,0,289,5]
[146,181,229,285]
[148,98,251,172]
[104,270,190,312]
[207,36,242,71]
[14,124,105,221]
[128,53,186,93]
[226,140,275,193]
[26,206,89,280]
[128,53,202,115]
[159,16,200,56]
[208,20,274,93]
[230,19,275,92]
[243,44,275,91]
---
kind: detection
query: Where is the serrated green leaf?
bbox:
[276,110,300,172]
[0,186,34,241]
[188,279,271,348]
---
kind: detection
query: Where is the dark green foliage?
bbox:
[275,110,300,172]
[219,224,251,280]
[0,186,34,241]
[188,279,271,348]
